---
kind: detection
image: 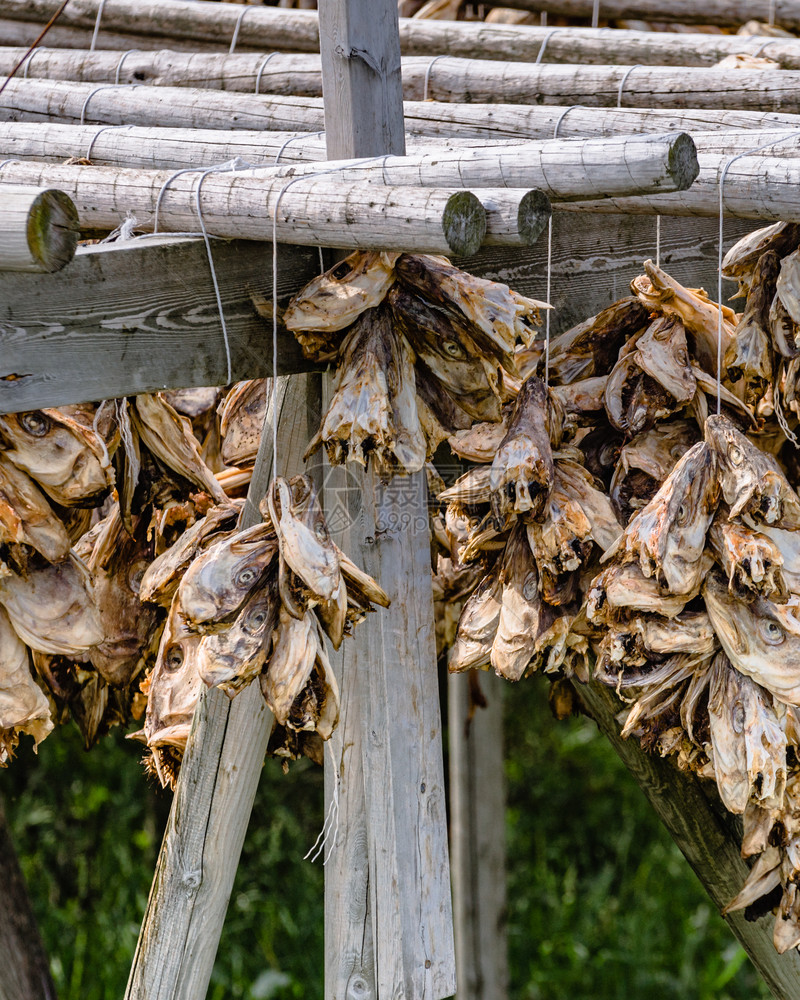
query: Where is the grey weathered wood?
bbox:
[0,235,318,413]
[126,373,314,1000]
[577,679,800,1000]
[0,159,487,255]
[320,3,454,999]
[0,183,78,272]
[491,0,800,27]
[563,150,800,222]
[448,671,508,1000]
[0,123,696,203]
[0,794,56,1000]
[5,78,800,141]
[0,213,758,416]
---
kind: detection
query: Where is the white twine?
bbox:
[717,131,800,415]
[273,129,325,164]
[552,104,587,138]
[769,0,777,27]
[305,740,340,864]
[655,214,661,268]
[114,49,140,85]
[535,28,562,64]
[89,0,109,51]
[254,51,279,94]
[422,54,447,101]
[591,0,601,28]
[616,64,641,108]
[85,123,133,161]
[229,4,253,54]
[544,215,553,385]
[752,37,778,57]
[79,83,139,125]
[0,158,20,172]
[22,46,46,79]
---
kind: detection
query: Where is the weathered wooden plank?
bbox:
[0,183,78,272]
[125,373,314,1000]
[577,679,800,1000]
[448,671,508,1000]
[4,78,800,141]
[320,3,455,999]
[0,794,56,1000]
[0,159,487,255]
[0,236,318,413]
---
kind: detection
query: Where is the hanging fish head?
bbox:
[144,607,203,751]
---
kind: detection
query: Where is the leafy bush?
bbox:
[1,673,771,999]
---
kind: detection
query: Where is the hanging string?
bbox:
[717,131,800,415]
[79,83,139,125]
[274,129,325,164]
[591,0,601,28]
[769,0,777,27]
[422,54,447,101]
[85,122,133,160]
[655,214,661,268]
[616,64,641,109]
[552,104,587,139]
[0,158,19,172]
[113,49,140,85]
[229,4,253,54]
[89,0,109,51]
[544,214,553,385]
[535,28,562,64]
[22,47,46,79]
[254,51,279,94]
[305,739,341,864]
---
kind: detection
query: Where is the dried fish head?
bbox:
[176,521,277,630]
[0,606,53,763]
[260,608,318,725]
[491,522,541,681]
[770,292,800,359]
[586,557,707,626]
[0,553,102,656]
[162,387,221,419]
[705,413,800,528]
[490,376,554,522]
[267,475,342,604]
[708,515,787,601]
[546,297,649,385]
[601,442,718,595]
[449,563,502,673]
[0,451,71,563]
[725,250,779,406]
[722,221,800,298]
[197,580,279,697]
[704,570,800,707]
[219,380,267,468]
[305,305,426,477]
[283,250,400,358]
[0,408,113,507]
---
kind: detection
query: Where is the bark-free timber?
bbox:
[4,79,800,142]
[0,235,319,414]
[491,0,800,27]
[0,794,56,1000]
[0,184,78,272]
[578,679,800,1000]
[0,122,698,202]
[0,159,487,255]
[562,150,800,223]
[319,2,455,998]
[448,672,509,1000]
[126,374,316,1000]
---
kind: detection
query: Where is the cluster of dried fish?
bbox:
[423,221,800,953]
[282,251,546,478]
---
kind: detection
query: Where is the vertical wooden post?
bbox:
[320,4,456,999]
[448,672,509,1000]
[125,374,317,1000]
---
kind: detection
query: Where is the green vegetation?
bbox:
[1,674,771,1000]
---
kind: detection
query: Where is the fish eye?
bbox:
[732,704,745,734]
[758,618,785,645]
[728,444,744,467]
[19,412,50,437]
[674,502,689,527]
[442,339,467,360]
[164,645,184,672]
[128,562,147,594]
[244,608,268,634]
[522,573,538,602]
[236,567,258,588]
[315,521,329,543]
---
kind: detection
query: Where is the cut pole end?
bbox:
[442,190,486,257]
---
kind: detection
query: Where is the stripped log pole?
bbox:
[0,160,488,255]
[561,151,800,222]
[3,79,800,140]
[7,14,800,69]
[484,0,800,27]
[0,184,78,272]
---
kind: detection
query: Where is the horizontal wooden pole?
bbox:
[486,0,800,27]
[0,236,319,413]
[0,183,78,272]
[561,150,800,222]
[0,159,489,255]
[3,79,800,142]
[0,123,696,201]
